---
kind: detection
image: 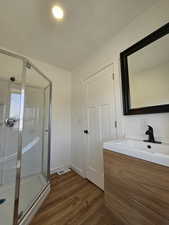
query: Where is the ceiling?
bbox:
[0,0,157,70]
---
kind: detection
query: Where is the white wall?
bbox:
[71,0,169,176]
[0,47,72,173]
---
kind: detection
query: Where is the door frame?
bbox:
[83,63,117,186]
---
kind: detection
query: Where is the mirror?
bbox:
[120,22,169,115]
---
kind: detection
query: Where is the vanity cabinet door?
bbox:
[104,149,169,225]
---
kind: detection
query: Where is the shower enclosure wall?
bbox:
[0,49,52,225]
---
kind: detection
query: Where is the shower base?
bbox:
[0,174,50,225]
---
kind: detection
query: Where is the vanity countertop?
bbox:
[103,139,169,167]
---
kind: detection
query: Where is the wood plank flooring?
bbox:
[30,171,115,225]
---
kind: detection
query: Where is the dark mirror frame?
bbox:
[120,22,169,115]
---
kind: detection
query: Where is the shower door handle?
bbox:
[5,118,17,127]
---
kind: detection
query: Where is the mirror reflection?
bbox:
[128,33,169,109]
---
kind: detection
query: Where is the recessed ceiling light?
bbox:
[52,5,64,20]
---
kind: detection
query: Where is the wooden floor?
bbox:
[30,171,115,225]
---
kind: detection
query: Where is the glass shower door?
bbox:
[19,63,50,217]
[0,52,23,225]
[0,50,51,225]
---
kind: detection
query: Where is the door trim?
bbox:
[82,62,114,83]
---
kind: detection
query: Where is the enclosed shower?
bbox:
[0,49,51,225]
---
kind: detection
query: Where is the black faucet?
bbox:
[144,125,161,144]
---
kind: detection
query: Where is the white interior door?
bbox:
[85,65,117,190]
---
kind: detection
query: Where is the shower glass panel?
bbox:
[19,64,50,216]
[0,53,23,225]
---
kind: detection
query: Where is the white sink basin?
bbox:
[103,139,169,167]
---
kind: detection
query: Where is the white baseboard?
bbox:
[71,164,85,178]
[50,165,71,175]
[50,164,85,178]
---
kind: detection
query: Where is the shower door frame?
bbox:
[0,48,52,225]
